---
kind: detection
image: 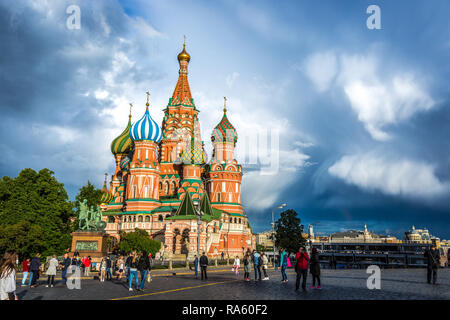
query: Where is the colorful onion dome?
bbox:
[130,101,163,143]
[211,106,237,144]
[111,114,133,155]
[100,175,113,204]
[181,137,206,165]
[120,155,131,171]
[177,42,191,63]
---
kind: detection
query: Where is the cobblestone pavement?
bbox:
[15,268,449,300]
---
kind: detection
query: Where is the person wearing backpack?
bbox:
[199,252,209,280]
[252,250,261,281]
[280,249,288,283]
[260,252,269,280]
[295,246,309,292]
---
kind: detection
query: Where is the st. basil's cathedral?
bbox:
[100,42,255,259]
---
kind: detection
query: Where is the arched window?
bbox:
[234,218,237,223]
[172,181,177,193]
[158,215,163,222]
[132,216,136,222]
[138,216,143,222]
[238,218,241,224]
[164,181,169,194]
[229,218,232,223]
[108,216,114,223]
[159,182,163,191]
[145,216,150,222]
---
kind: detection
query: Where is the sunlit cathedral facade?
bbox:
[100,43,255,259]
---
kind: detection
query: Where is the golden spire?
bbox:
[146,91,150,110]
[223,96,227,114]
[177,35,191,63]
[128,103,133,121]
[103,173,108,188]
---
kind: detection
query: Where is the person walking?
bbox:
[243,253,250,281]
[137,252,151,291]
[280,249,288,283]
[200,252,208,280]
[295,246,309,292]
[252,250,262,281]
[21,258,30,287]
[194,255,199,278]
[60,253,71,286]
[309,248,321,289]
[0,251,19,300]
[45,255,58,288]
[116,255,125,280]
[128,252,139,291]
[30,253,41,288]
[233,256,240,276]
[221,252,224,261]
[424,245,440,284]
[260,252,269,280]
[99,257,107,282]
[125,253,132,281]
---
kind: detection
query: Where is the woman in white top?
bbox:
[0,251,18,300]
[46,255,59,288]
[233,256,240,276]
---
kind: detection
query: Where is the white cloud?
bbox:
[226,72,240,88]
[328,154,448,198]
[302,51,435,141]
[303,51,337,92]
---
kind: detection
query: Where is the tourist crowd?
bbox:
[0,244,444,299]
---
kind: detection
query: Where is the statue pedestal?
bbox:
[70,231,108,265]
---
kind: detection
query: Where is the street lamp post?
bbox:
[272,203,286,267]
[193,200,202,257]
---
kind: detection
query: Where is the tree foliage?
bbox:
[0,168,75,259]
[274,209,305,255]
[119,228,161,256]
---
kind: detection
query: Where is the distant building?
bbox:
[255,231,274,249]
[404,226,436,243]
[328,225,398,243]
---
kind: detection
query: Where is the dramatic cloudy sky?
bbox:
[1,0,450,239]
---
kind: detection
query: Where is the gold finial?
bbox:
[177,36,191,63]
[146,91,150,109]
[223,96,227,114]
[104,173,108,186]
[128,103,133,120]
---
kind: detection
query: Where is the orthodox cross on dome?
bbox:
[223,96,227,114]
[129,103,133,119]
[184,34,186,46]
[146,91,150,109]
[104,173,108,186]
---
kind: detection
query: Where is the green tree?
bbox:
[256,243,265,252]
[73,181,103,230]
[119,228,161,256]
[0,168,75,259]
[274,209,305,255]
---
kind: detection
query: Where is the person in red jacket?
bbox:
[83,256,91,276]
[295,246,309,292]
[21,258,31,286]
